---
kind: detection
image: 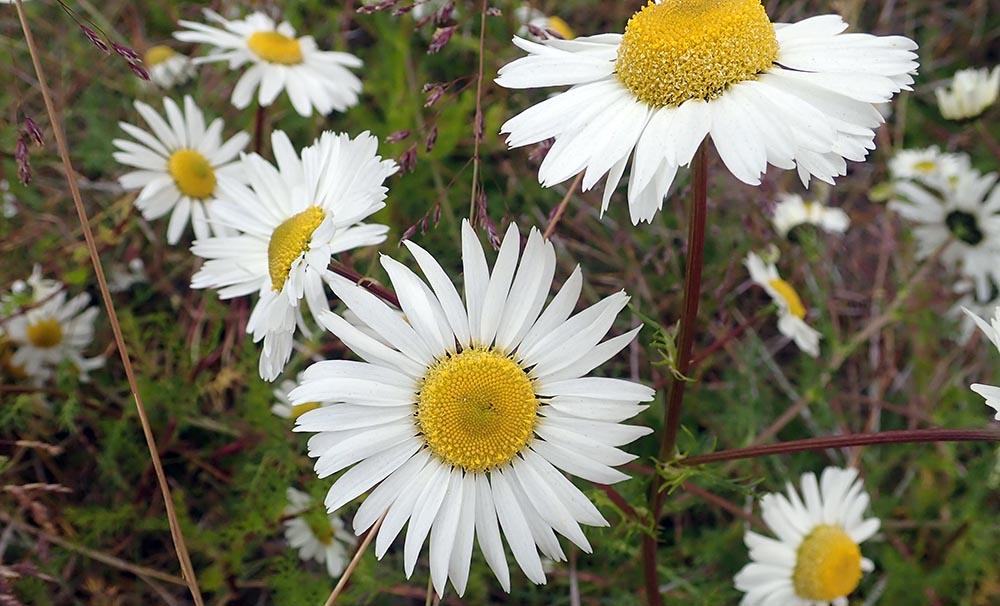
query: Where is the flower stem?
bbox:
[14,1,204,603]
[658,142,708,463]
[680,428,1000,466]
[253,102,268,155]
[468,0,488,220]
[643,142,709,606]
[329,262,400,308]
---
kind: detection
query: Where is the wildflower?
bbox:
[190,130,396,381]
[735,467,880,606]
[889,163,1000,301]
[113,96,251,244]
[935,66,1000,121]
[174,10,362,117]
[292,221,654,596]
[888,146,971,190]
[497,1,918,223]
[745,251,821,357]
[962,305,1000,420]
[771,193,849,238]
[143,45,196,89]
[283,487,355,578]
[515,6,575,40]
[0,267,103,384]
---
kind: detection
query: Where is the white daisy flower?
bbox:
[143,45,196,89]
[113,96,251,245]
[292,220,654,596]
[962,305,1000,420]
[771,193,849,238]
[283,487,355,578]
[271,374,323,419]
[191,130,396,381]
[0,270,103,385]
[734,466,880,606]
[888,146,972,190]
[935,66,1000,121]
[174,10,362,118]
[889,164,1000,301]
[496,1,918,224]
[515,6,575,41]
[745,251,821,357]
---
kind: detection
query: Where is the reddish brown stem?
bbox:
[681,428,1000,466]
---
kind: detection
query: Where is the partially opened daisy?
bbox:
[143,45,196,89]
[497,0,918,223]
[936,66,1000,121]
[191,130,396,381]
[949,279,999,342]
[745,251,821,357]
[889,164,1000,301]
[734,467,880,606]
[283,487,355,578]
[515,6,575,41]
[888,146,971,189]
[962,305,1000,420]
[0,269,103,385]
[771,193,849,239]
[292,221,654,596]
[174,10,362,117]
[113,96,250,244]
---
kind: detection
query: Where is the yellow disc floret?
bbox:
[168,149,217,200]
[615,0,778,107]
[268,206,326,291]
[26,318,63,348]
[144,45,177,67]
[768,278,806,319]
[793,524,863,602]
[417,348,538,472]
[247,31,304,65]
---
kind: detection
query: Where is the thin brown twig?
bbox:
[543,172,583,239]
[681,482,764,528]
[329,262,400,308]
[324,513,385,606]
[14,3,204,604]
[468,0,488,220]
[680,428,1000,466]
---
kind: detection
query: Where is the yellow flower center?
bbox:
[305,510,335,546]
[546,16,575,40]
[913,160,937,173]
[615,0,778,108]
[291,402,321,419]
[793,525,864,602]
[167,149,216,200]
[26,318,63,348]
[768,278,806,319]
[268,206,326,291]
[417,348,538,472]
[144,45,177,67]
[247,31,304,65]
